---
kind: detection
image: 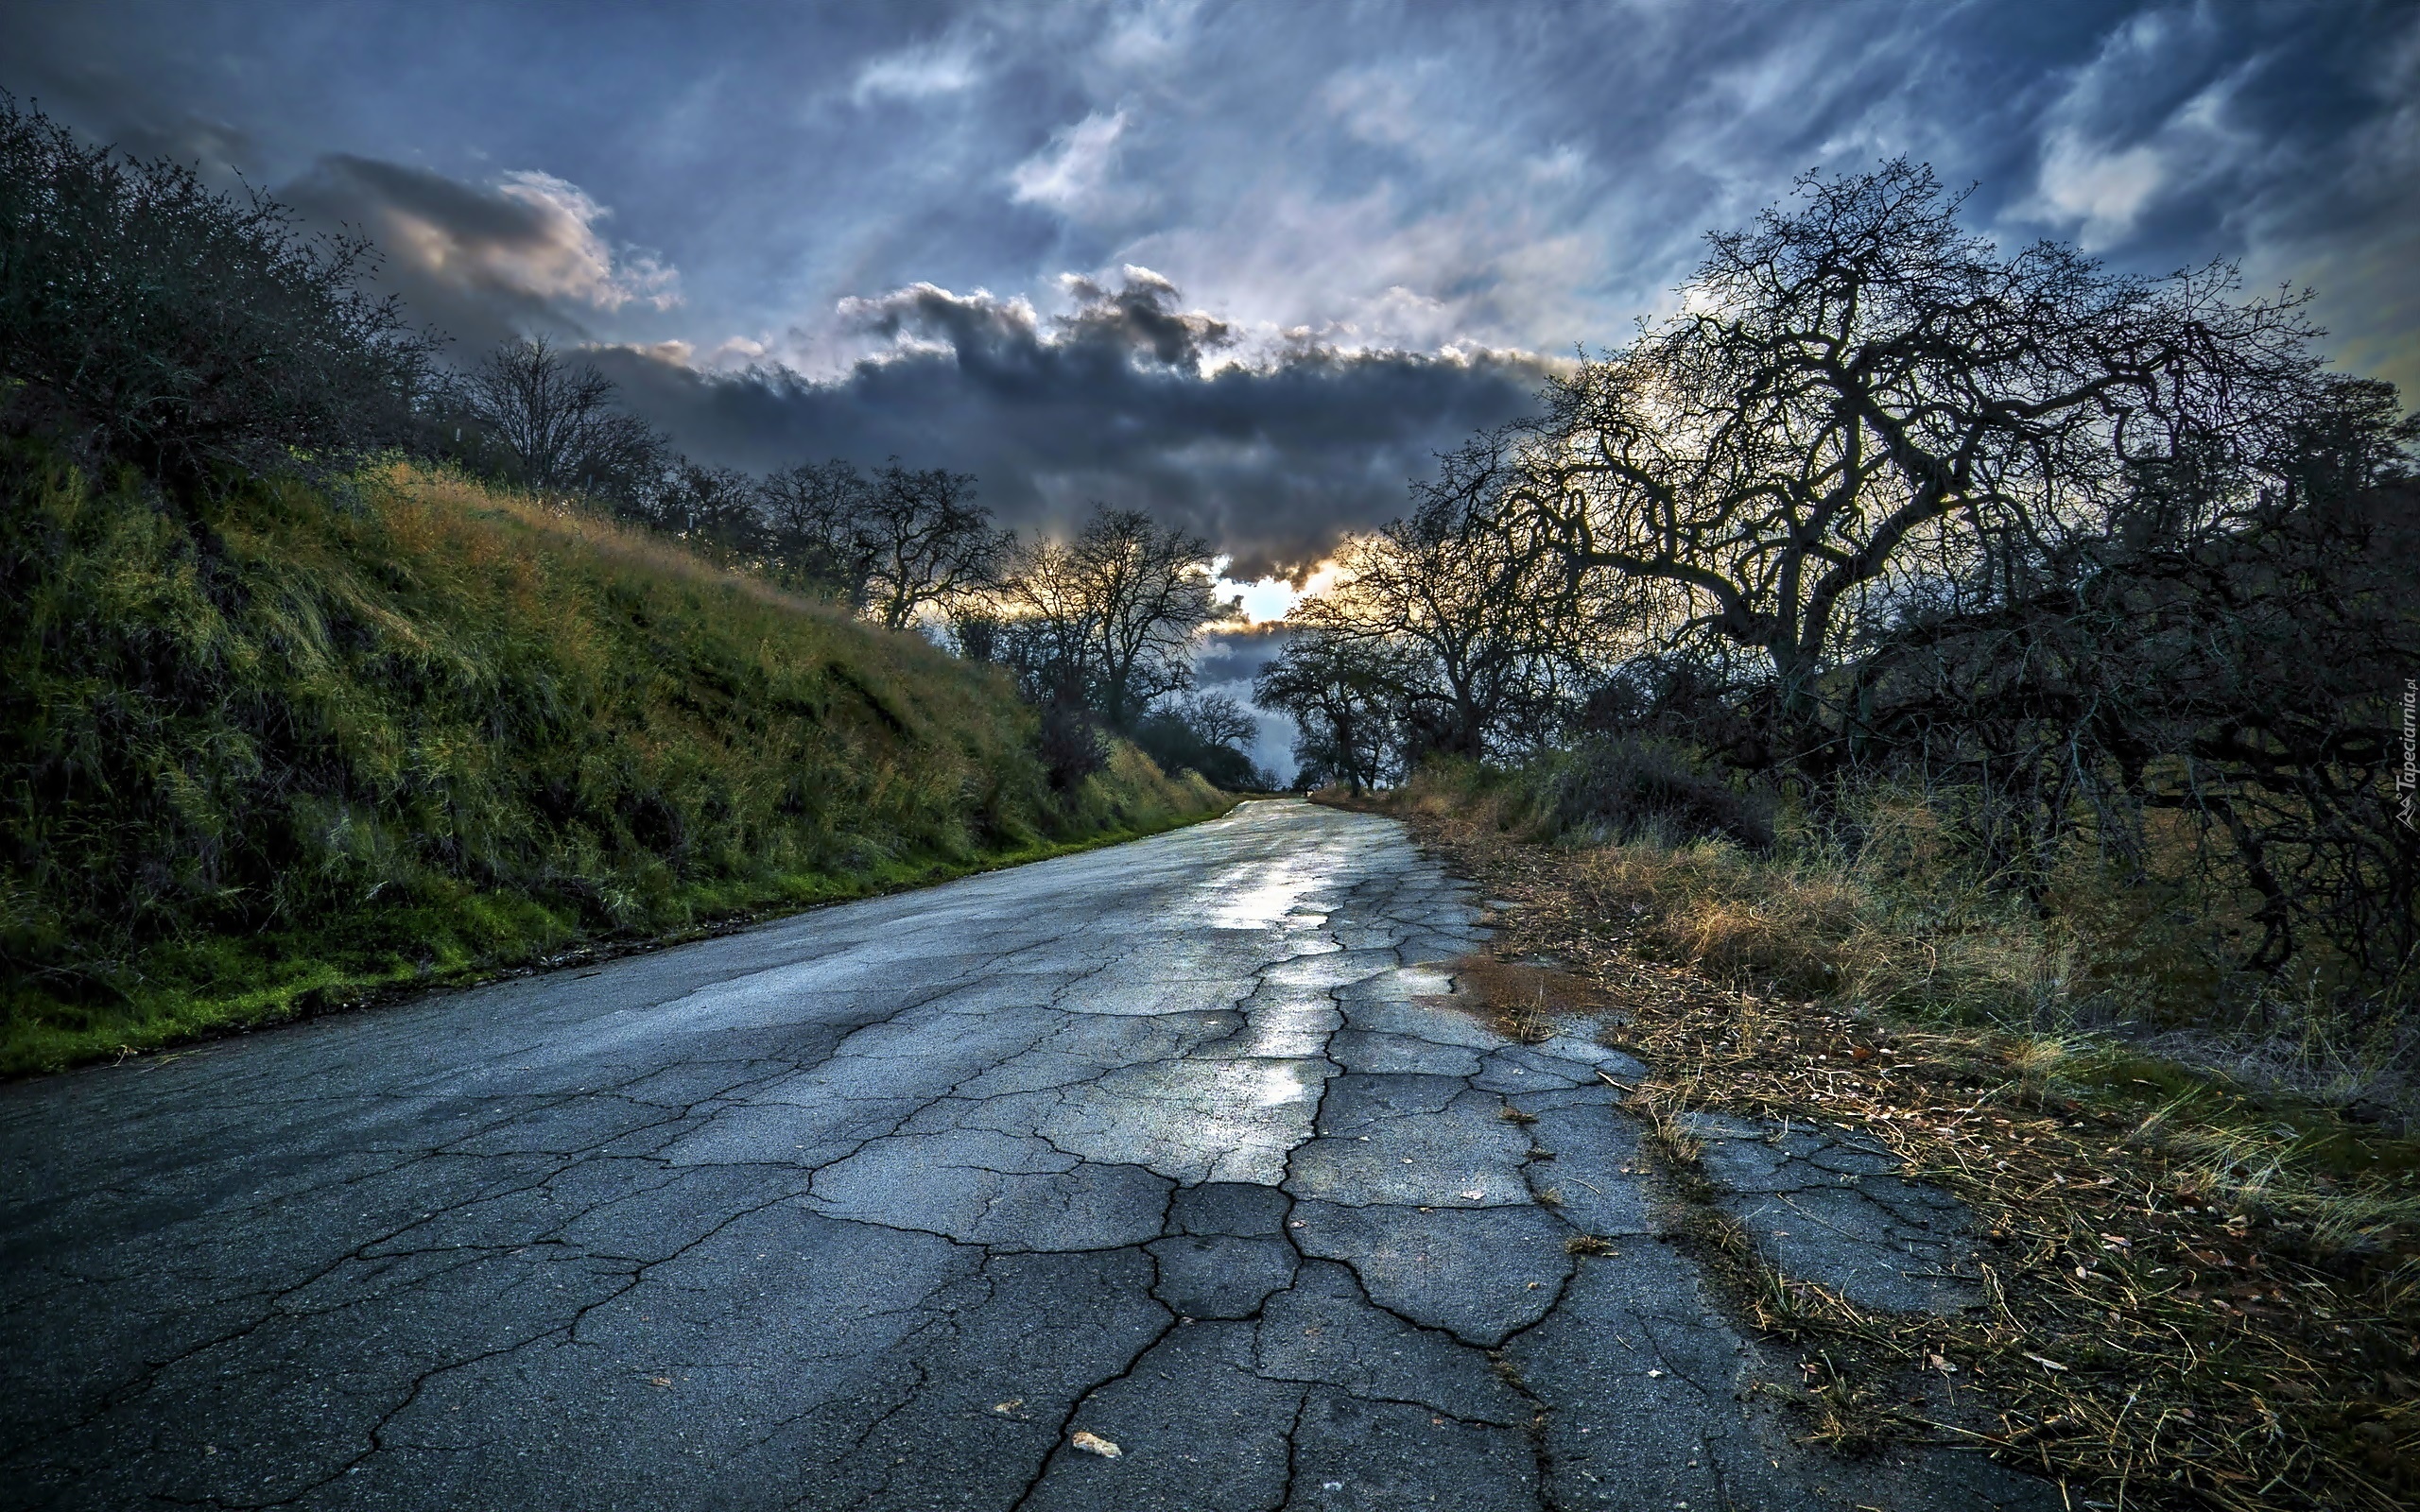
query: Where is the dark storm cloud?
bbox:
[588,273,1551,581]
[1192,624,1292,689]
[1190,625,1301,781]
[282,155,681,353]
[838,271,1233,378]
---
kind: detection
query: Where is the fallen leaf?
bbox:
[1070,1430,1122,1458]
[649,1377,673,1387]
[992,1399,1023,1415]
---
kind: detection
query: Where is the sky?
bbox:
[7,0,2415,768]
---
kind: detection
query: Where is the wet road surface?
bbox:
[1,800,2056,1510]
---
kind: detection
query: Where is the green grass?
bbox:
[0,444,1227,1074]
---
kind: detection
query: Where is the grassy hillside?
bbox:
[0,442,1225,1074]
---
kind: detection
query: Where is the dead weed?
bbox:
[1355,790,2420,1512]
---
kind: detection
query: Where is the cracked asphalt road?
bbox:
[0,800,2058,1511]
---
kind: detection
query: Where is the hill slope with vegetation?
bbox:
[0,95,1240,1074]
[0,445,1222,1074]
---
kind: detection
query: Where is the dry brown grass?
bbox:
[386,466,847,620]
[1336,776,2420,1512]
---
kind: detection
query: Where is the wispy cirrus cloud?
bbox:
[1009,108,1132,217]
[2002,3,2420,390]
[850,34,986,104]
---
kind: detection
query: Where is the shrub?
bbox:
[0,96,435,490]
[1131,696,1265,791]
[1532,736,1776,850]
[1393,759,2075,1021]
[1038,694,1108,791]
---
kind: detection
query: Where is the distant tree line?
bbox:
[430,334,1005,616]
[1260,161,2418,994]
[427,335,1264,787]
[0,97,1265,791]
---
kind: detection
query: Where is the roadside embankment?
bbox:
[1328,761,2419,1512]
[0,444,1225,1074]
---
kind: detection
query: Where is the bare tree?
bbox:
[1132,690,1264,790]
[456,335,664,498]
[1287,488,1598,762]
[756,458,876,599]
[1495,160,2323,747]
[856,463,1006,630]
[1853,383,2420,972]
[1459,160,2419,985]
[1253,629,1403,795]
[752,458,1004,627]
[1174,691,1257,752]
[990,529,1100,703]
[634,460,757,545]
[999,507,1231,729]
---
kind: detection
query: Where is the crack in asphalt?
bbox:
[0,801,2059,1511]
